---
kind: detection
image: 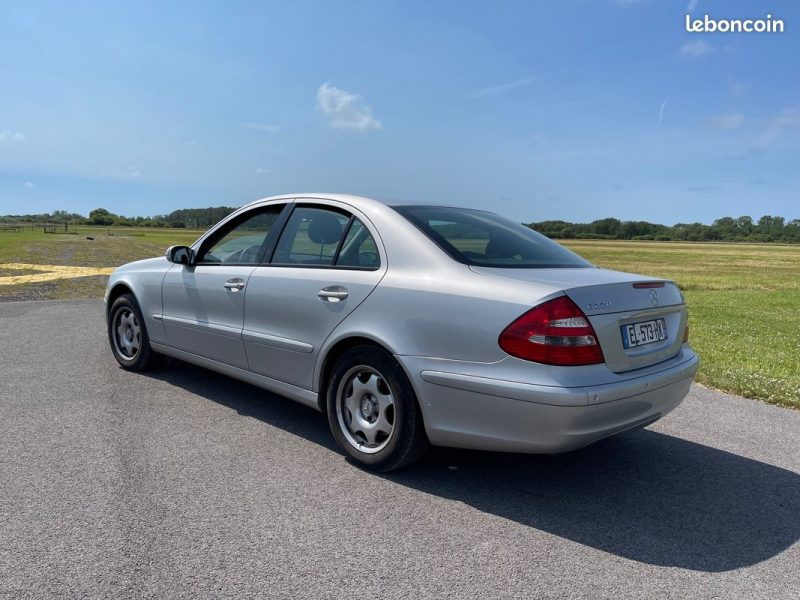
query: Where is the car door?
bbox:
[160,203,288,368]
[242,202,386,389]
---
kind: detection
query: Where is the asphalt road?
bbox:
[1,300,799,599]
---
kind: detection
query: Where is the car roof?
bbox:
[241,193,467,212]
[242,193,382,210]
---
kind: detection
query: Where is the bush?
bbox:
[575,233,616,240]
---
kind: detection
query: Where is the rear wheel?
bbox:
[326,345,429,471]
[107,294,157,371]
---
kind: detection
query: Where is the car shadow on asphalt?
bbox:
[145,359,800,574]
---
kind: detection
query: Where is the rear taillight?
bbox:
[499,296,605,366]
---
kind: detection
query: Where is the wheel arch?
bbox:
[316,335,408,413]
[105,281,136,316]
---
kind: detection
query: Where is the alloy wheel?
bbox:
[113,308,141,360]
[336,366,396,454]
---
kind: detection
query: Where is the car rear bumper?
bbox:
[400,350,699,453]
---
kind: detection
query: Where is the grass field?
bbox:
[1,227,798,409]
[562,240,800,409]
[0,226,202,269]
[0,226,201,301]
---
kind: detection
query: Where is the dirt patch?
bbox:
[0,268,40,277]
[0,275,109,302]
[0,282,60,302]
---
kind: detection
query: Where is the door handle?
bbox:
[318,286,349,302]
[224,278,246,292]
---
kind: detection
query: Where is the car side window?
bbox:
[198,205,283,265]
[335,219,380,268]
[272,207,350,266]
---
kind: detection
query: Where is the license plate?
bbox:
[621,318,668,349]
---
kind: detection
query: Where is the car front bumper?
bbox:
[399,349,699,453]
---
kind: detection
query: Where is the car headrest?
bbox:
[485,236,521,258]
[307,213,343,245]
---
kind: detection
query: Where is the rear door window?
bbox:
[335,219,380,268]
[271,207,350,266]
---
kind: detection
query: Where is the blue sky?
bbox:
[0,0,798,224]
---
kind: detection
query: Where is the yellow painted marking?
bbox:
[0,263,115,286]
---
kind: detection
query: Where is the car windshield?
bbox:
[393,205,592,269]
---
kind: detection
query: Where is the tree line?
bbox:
[527,215,800,243]
[0,206,236,229]
[2,207,799,243]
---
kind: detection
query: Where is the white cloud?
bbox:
[686,0,700,12]
[254,167,271,175]
[773,106,800,128]
[687,184,721,193]
[656,99,668,128]
[120,166,141,179]
[711,113,744,129]
[468,72,562,99]
[759,129,780,147]
[23,181,34,188]
[728,80,747,97]
[531,134,548,148]
[242,122,280,133]
[680,40,712,57]
[0,130,26,142]
[759,106,800,146]
[316,83,382,131]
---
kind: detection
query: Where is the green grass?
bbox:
[2,228,798,408]
[562,240,800,409]
[0,225,202,267]
[0,226,202,300]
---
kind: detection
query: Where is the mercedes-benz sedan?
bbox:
[105,194,699,471]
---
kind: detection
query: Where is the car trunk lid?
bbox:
[470,266,687,373]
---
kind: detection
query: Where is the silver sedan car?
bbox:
[105,194,699,471]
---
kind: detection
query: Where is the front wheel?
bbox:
[326,345,429,472]
[107,293,157,371]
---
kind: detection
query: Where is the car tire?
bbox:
[326,345,429,472]
[107,293,157,371]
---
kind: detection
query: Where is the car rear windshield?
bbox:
[393,205,592,269]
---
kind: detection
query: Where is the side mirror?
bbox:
[165,245,194,265]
